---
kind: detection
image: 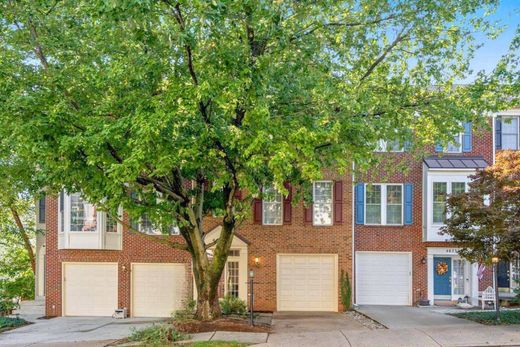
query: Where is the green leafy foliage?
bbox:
[340,271,352,311]
[129,324,186,345]
[514,280,520,304]
[442,151,520,264]
[0,233,35,303]
[0,0,518,319]
[173,299,197,322]
[0,317,28,331]
[452,310,520,325]
[219,295,247,316]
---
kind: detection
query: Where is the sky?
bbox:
[462,0,519,83]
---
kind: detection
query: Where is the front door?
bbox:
[434,257,452,297]
[497,261,510,289]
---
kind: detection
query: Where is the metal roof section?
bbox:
[423,156,489,169]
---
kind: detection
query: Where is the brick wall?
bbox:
[354,123,493,304]
[44,173,353,316]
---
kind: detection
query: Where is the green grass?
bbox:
[187,342,247,347]
[451,310,520,325]
[0,317,28,332]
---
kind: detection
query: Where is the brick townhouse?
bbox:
[33,109,519,317]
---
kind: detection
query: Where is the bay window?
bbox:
[313,181,333,226]
[58,192,122,250]
[432,181,466,224]
[262,186,282,225]
[364,184,403,225]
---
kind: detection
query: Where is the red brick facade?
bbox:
[43,120,503,316]
[355,123,494,304]
[44,175,353,316]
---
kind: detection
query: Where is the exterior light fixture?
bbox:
[254,257,260,267]
[492,256,499,264]
[421,256,427,264]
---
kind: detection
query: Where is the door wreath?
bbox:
[436,261,449,275]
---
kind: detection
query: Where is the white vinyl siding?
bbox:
[364,184,403,225]
[502,117,518,150]
[262,186,282,225]
[313,181,333,226]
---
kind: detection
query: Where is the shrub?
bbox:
[0,298,19,316]
[173,299,196,321]
[220,295,247,316]
[129,324,185,345]
[340,270,352,311]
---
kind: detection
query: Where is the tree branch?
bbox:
[359,26,412,82]
[9,206,35,272]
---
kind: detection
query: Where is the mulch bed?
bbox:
[174,317,270,333]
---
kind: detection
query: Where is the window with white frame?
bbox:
[59,192,121,233]
[132,213,180,235]
[432,181,466,224]
[376,139,404,152]
[262,186,282,225]
[445,133,462,153]
[501,116,519,150]
[226,261,239,298]
[313,181,333,226]
[69,193,97,232]
[365,184,403,225]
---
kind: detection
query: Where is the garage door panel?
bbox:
[356,252,411,306]
[277,254,337,311]
[132,263,186,317]
[63,263,118,317]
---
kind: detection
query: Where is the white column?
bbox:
[427,254,434,305]
[470,263,479,306]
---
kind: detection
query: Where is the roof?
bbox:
[423,156,489,169]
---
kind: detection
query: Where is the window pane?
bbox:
[70,193,97,232]
[314,182,332,203]
[451,182,465,195]
[365,185,381,224]
[263,186,282,225]
[446,134,461,152]
[226,261,239,298]
[38,197,46,224]
[502,117,518,150]
[433,182,447,224]
[453,259,465,295]
[387,139,403,152]
[366,205,381,224]
[386,185,402,224]
[140,213,157,234]
[313,182,333,225]
[106,213,117,233]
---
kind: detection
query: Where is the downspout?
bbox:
[351,161,356,306]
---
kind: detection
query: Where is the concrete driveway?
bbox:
[256,309,520,347]
[356,305,479,329]
[0,316,164,347]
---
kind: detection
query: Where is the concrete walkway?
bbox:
[0,317,165,347]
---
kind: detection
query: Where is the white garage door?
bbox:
[356,252,411,305]
[277,254,337,311]
[131,263,187,317]
[63,263,118,316]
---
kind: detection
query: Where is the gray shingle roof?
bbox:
[424,156,488,169]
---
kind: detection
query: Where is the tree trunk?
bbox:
[10,206,35,273]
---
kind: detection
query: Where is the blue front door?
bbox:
[434,257,452,296]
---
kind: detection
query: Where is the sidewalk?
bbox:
[186,324,520,347]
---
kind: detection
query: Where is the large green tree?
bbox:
[0,0,518,319]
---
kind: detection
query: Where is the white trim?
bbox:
[262,186,283,226]
[276,253,339,311]
[312,181,333,226]
[364,183,404,226]
[355,251,413,306]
